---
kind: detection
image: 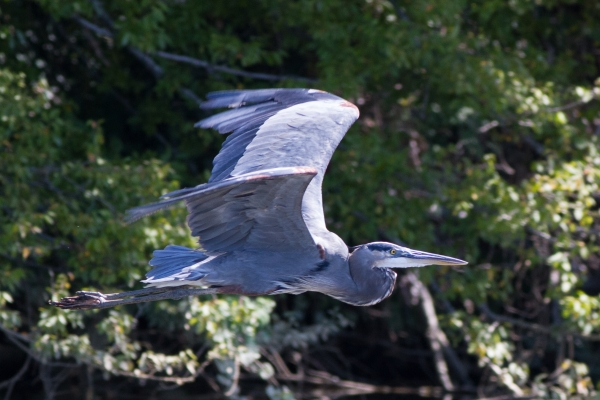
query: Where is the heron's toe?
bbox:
[75,291,107,298]
[49,292,106,310]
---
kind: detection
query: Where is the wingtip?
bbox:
[123,209,145,225]
[123,201,175,224]
[199,100,243,110]
[339,101,360,118]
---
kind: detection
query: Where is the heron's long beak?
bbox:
[407,249,468,266]
[377,248,467,269]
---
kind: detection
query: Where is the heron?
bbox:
[52,88,467,310]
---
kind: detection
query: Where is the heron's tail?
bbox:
[142,245,209,286]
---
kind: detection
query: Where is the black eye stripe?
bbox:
[367,244,393,252]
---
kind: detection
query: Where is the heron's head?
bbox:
[350,242,467,269]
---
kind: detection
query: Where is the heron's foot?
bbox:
[50,286,222,310]
[49,287,167,310]
[50,291,107,310]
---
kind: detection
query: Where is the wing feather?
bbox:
[127,167,318,253]
[127,89,359,254]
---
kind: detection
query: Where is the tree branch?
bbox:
[0,325,77,369]
[376,233,472,390]
[406,272,455,392]
[0,323,209,385]
[153,51,316,83]
[0,253,62,272]
[74,16,112,37]
[127,47,164,78]
[478,92,598,134]
[0,355,31,399]
[276,368,442,396]
[546,94,598,113]
[74,15,316,103]
[74,16,199,104]
[479,303,600,341]
[223,357,240,396]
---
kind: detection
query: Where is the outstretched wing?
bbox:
[127,89,359,253]
[127,167,318,253]
[197,88,360,234]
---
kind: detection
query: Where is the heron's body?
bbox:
[144,236,399,306]
[53,88,466,310]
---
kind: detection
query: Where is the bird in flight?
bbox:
[52,88,466,310]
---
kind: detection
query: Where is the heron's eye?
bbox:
[390,249,396,255]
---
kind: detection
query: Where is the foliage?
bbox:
[1,0,600,398]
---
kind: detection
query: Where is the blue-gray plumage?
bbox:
[52,88,467,310]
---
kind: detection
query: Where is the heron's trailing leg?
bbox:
[50,286,221,310]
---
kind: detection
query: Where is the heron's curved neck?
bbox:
[344,253,397,306]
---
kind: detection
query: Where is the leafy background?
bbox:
[1,0,600,399]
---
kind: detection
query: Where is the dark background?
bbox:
[1,0,600,398]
